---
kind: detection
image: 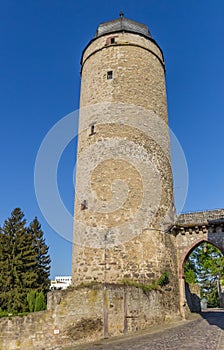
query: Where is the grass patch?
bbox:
[0,309,29,318]
[121,271,170,294]
[74,280,101,290]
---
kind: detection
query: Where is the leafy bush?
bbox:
[157,271,169,287]
[0,308,8,317]
[27,290,36,312]
[34,291,46,311]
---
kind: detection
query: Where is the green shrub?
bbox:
[157,271,169,287]
[34,291,46,311]
[0,308,8,317]
[27,290,36,312]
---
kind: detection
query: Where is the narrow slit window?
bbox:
[89,124,95,136]
[81,200,88,211]
[107,70,113,80]
[110,37,115,44]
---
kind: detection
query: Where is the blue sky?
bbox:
[0,1,223,278]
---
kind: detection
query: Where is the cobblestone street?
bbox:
[69,309,224,350]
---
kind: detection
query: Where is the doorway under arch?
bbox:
[180,239,224,316]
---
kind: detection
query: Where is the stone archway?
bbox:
[180,238,223,315]
[179,238,224,279]
[168,209,224,318]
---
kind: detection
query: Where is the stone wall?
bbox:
[72,28,176,286]
[176,209,224,225]
[172,211,224,278]
[0,284,180,350]
[185,283,201,313]
[80,32,167,121]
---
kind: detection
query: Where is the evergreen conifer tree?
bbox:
[0,209,51,313]
[0,225,11,310]
[0,208,34,312]
[28,217,51,295]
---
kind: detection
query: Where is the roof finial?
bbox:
[120,11,124,18]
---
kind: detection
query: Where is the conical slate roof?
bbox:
[95,14,151,39]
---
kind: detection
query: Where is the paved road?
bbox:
[69,309,224,350]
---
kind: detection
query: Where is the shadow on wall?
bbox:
[200,309,224,330]
[185,282,201,313]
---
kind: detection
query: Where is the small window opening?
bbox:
[81,200,88,211]
[107,71,113,80]
[89,124,95,136]
[106,36,117,45]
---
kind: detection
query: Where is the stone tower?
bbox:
[72,15,176,286]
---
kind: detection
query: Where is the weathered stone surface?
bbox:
[72,25,176,288]
[68,310,224,350]
[176,209,224,225]
[81,33,166,120]
[171,210,224,279]
[170,210,224,318]
[185,283,201,313]
[0,285,180,350]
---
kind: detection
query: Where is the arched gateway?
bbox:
[168,209,224,317]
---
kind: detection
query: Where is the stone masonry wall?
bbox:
[80,32,167,121]
[173,210,224,278]
[72,30,176,286]
[0,285,180,350]
[176,209,224,225]
[73,231,180,289]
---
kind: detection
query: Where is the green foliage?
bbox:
[184,259,197,284]
[0,208,31,313]
[184,269,197,284]
[206,285,219,308]
[157,271,169,287]
[0,208,50,315]
[0,307,8,317]
[122,279,157,294]
[122,272,169,294]
[0,308,29,318]
[34,291,46,312]
[27,290,36,312]
[140,282,157,294]
[122,278,140,287]
[27,290,47,312]
[184,242,224,307]
[75,281,100,289]
[28,217,51,295]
